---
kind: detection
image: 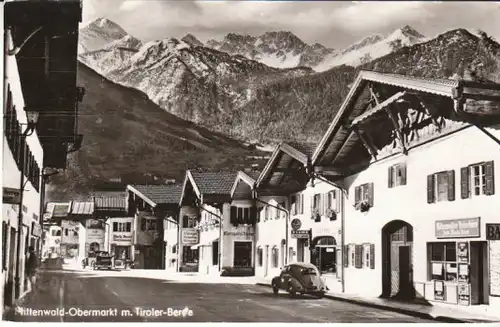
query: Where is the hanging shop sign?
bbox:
[434,280,445,301]
[290,219,302,231]
[457,242,469,263]
[182,228,199,245]
[31,223,43,237]
[435,218,480,239]
[3,187,21,204]
[486,224,500,240]
[291,229,310,239]
[458,263,469,283]
[458,284,470,306]
[112,234,133,242]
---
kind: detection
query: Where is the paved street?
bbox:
[6,268,436,323]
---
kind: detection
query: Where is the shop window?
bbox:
[257,247,263,267]
[271,246,279,268]
[313,237,337,273]
[461,161,495,199]
[354,183,374,209]
[428,242,457,282]
[388,163,407,188]
[183,246,198,264]
[427,171,455,203]
[212,241,219,266]
[234,242,252,268]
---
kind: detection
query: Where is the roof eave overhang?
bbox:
[178,171,202,206]
[231,171,257,198]
[257,143,308,188]
[126,185,158,208]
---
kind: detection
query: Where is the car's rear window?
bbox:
[301,268,317,275]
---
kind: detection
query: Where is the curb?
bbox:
[256,283,473,323]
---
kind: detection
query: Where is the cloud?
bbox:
[119,0,143,12]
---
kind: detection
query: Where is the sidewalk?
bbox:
[255,280,500,323]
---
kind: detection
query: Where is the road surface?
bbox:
[6,268,436,323]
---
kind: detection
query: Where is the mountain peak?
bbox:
[398,25,425,38]
[181,33,203,47]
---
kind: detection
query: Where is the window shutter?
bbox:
[367,183,374,207]
[427,174,435,203]
[250,207,257,224]
[334,190,340,213]
[343,245,348,267]
[370,244,375,269]
[230,206,237,225]
[460,166,470,199]
[400,163,407,186]
[447,170,455,201]
[355,245,363,269]
[485,161,495,195]
[300,194,304,214]
[354,186,361,206]
[311,196,315,219]
[256,207,262,223]
[388,166,394,188]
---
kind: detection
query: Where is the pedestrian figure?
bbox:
[26,246,38,289]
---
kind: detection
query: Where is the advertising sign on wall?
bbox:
[434,280,445,301]
[182,229,199,245]
[486,224,500,240]
[291,230,310,239]
[458,284,470,306]
[490,240,500,296]
[457,242,469,263]
[112,234,133,243]
[435,218,480,239]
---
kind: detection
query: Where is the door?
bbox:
[297,239,304,262]
[470,241,488,304]
[398,246,413,298]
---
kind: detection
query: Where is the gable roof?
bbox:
[312,70,500,166]
[179,171,239,205]
[230,171,258,198]
[127,184,183,207]
[257,142,308,188]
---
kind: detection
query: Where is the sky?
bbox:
[81,0,500,49]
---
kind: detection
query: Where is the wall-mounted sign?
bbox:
[290,219,302,231]
[457,242,469,263]
[112,234,133,242]
[434,280,445,301]
[291,230,310,239]
[87,219,105,229]
[486,224,500,240]
[458,284,470,306]
[490,241,500,296]
[458,263,469,283]
[182,228,199,245]
[223,231,255,238]
[3,187,21,204]
[435,218,480,239]
[31,223,42,237]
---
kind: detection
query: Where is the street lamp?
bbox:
[14,110,39,299]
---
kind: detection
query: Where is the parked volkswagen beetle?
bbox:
[271,262,328,298]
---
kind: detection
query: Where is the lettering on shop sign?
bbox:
[490,241,500,296]
[223,231,254,237]
[3,187,21,204]
[291,230,310,239]
[182,229,199,245]
[112,234,132,242]
[486,224,500,240]
[435,218,480,239]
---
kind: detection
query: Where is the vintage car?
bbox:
[271,262,328,298]
[82,251,114,270]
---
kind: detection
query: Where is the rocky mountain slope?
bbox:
[205,31,335,69]
[78,18,313,139]
[236,29,500,142]
[47,63,269,201]
[78,18,129,53]
[314,25,426,71]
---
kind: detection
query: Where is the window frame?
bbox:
[428,242,458,282]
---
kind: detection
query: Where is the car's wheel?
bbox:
[316,292,325,299]
[287,284,296,297]
[272,282,279,295]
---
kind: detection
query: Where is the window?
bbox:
[312,194,322,221]
[348,244,355,267]
[428,242,457,281]
[212,241,219,266]
[234,242,252,268]
[182,216,197,228]
[51,229,57,236]
[146,219,157,231]
[265,206,270,221]
[230,206,256,225]
[354,183,374,208]
[296,194,304,215]
[257,247,263,267]
[461,161,495,199]
[114,222,132,232]
[290,195,297,215]
[182,246,198,264]
[427,171,455,203]
[64,229,68,236]
[172,245,177,254]
[388,163,407,188]
[271,246,279,268]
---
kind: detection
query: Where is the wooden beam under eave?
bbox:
[314,165,347,176]
[384,107,408,155]
[329,130,358,165]
[352,126,377,160]
[369,84,381,106]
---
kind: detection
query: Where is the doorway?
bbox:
[470,241,489,305]
[382,220,414,299]
[311,236,337,273]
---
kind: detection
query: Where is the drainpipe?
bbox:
[251,184,290,265]
[309,172,348,294]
